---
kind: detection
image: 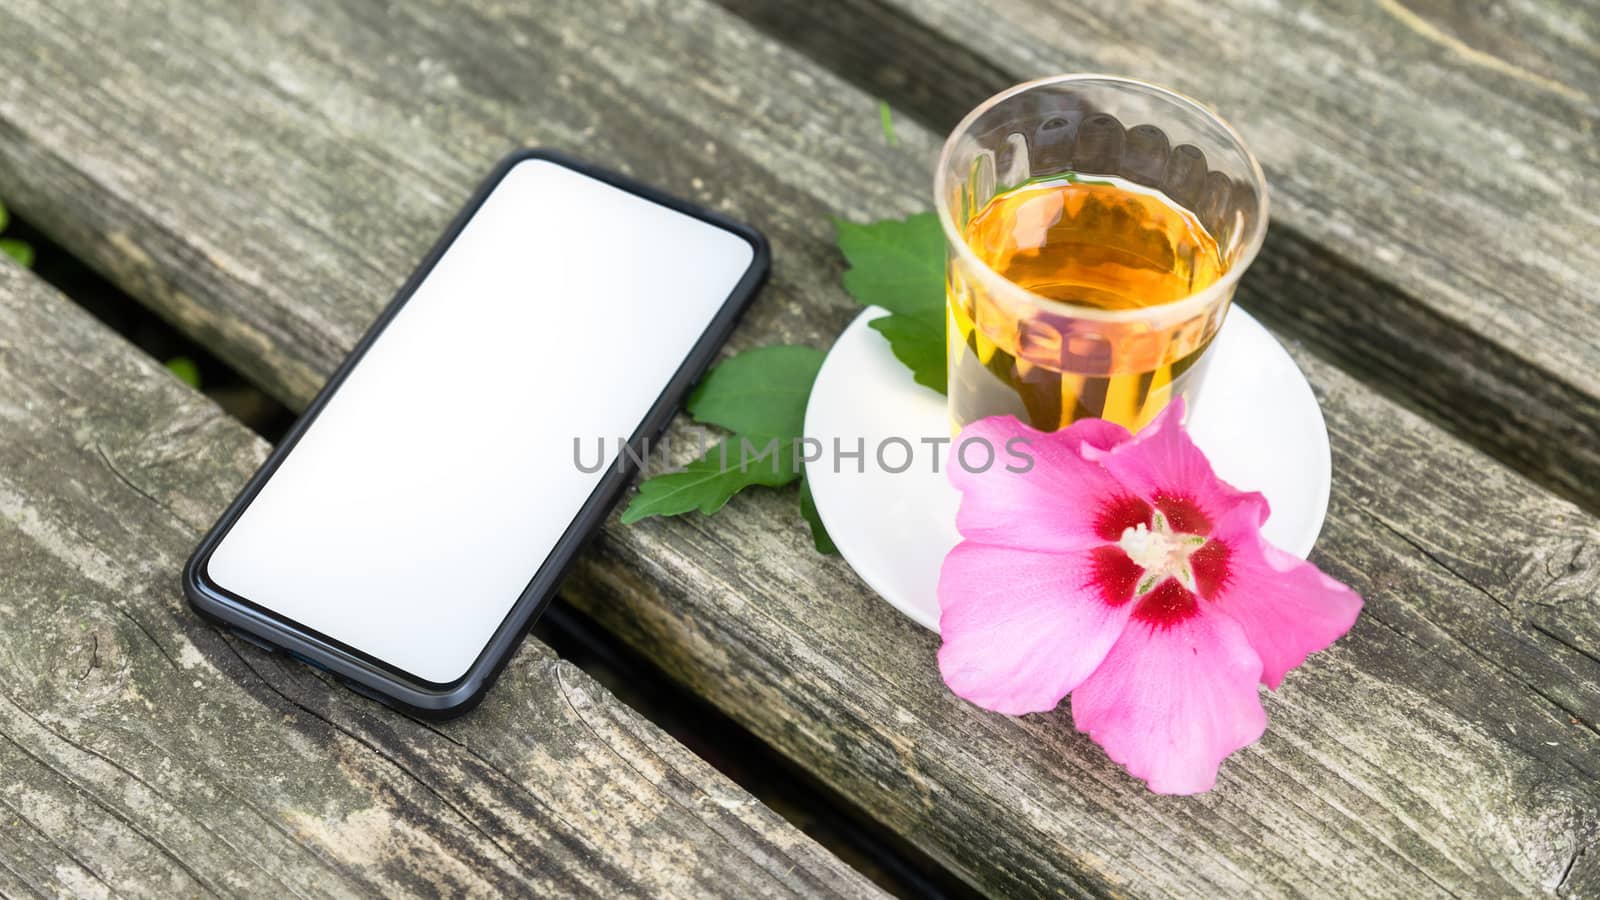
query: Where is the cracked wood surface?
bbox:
[716,0,1600,514]
[0,260,882,898]
[0,0,1597,895]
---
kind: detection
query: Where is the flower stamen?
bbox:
[1119,511,1208,598]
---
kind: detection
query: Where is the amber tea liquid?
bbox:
[947,171,1227,433]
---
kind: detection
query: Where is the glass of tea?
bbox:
[937,74,1269,434]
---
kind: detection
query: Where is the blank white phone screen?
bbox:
[206,159,756,684]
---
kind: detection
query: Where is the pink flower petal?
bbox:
[1058,416,1133,454]
[938,542,1138,715]
[1087,399,1267,535]
[949,416,1137,553]
[1070,608,1267,794]
[1204,507,1364,689]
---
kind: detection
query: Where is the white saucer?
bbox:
[803,306,1330,633]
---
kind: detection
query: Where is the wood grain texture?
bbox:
[715,0,1600,515]
[0,0,1597,895]
[1391,0,1600,97]
[0,259,881,898]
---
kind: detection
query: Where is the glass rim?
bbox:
[933,73,1271,324]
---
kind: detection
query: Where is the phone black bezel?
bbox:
[183,148,770,719]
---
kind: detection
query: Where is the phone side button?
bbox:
[286,650,331,673]
[335,674,392,705]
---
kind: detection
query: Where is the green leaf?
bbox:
[836,212,944,317]
[868,311,945,393]
[0,238,34,269]
[798,476,837,554]
[621,437,799,523]
[625,345,825,525]
[165,355,202,389]
[878,100,898,147]
[0,195,8,231]
[836,213,947,394]
[688,345,824,437]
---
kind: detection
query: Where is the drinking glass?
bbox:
[937,74,1269,433]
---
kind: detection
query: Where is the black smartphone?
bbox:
[184,149,769,718]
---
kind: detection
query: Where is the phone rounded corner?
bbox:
[412,683,490,721]
[360,664,492,721]
[737,223,772,278]
[503,145,561,164]
[498,146,576,179]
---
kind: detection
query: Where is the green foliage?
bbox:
[878,100,898,146]
[621,439,798,521]
[623,346,834,552]
[798,475,836,554]
[624,209,963,555]
[686,345,821,437]
[835,213,946,392]
[0,238,34,268]
[164,355,203,389]
[864,312,943,392]
[0,196,35,268]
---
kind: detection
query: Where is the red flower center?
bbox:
[1130,579,1200,626]
[1094,494,1154,542]
[1085,492,1232,628]
[1088,545,1143,607]
[1152,492,1212,535]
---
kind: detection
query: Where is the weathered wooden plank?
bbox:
[0,0,1597,895]
[1395,0,1600,95]
[0,259,881,897]
[715,0,1600,514]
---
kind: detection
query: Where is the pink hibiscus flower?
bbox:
[938,401,1362,794]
